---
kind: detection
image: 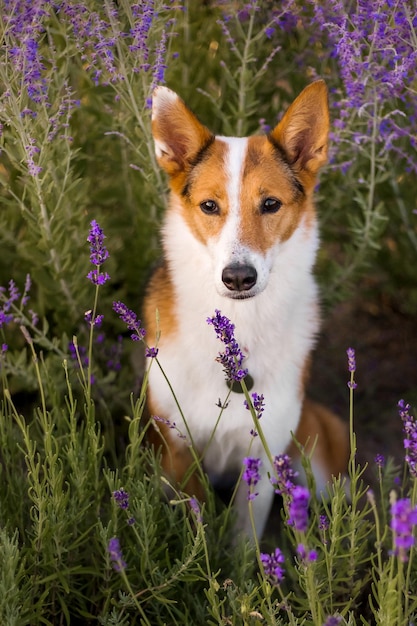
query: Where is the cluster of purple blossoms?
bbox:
[87,220,110,286]
[242,457,262,501]
[244,392,265,420]
[398,399,417,478]
[270,453,298,496]
[288,485,310,532]
[207,310,248,383]
[113,301,146,342]
[304,0,417,172]
[375,453,385,469]
[84,310,104,328]
[390,497,417,562]
[113,488,135,525]
[107,537,127,572]
[0,279,23,328]
[59,0,181,89]
[323,617,342,626]
[260,547,285,584]
[346,347,357,389]
[296,543,318,563]
[113,488,129,510]
[3,0,81,139]
[319,514,330,545]
[0,275,38,350]
[4,0,50,105]
[189,497,203,524]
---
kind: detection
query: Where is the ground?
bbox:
[308,292,417,478]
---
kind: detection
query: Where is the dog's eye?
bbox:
[261,197,282,214]
[200,200,219,215]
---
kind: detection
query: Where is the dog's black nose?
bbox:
[222,264,257,292]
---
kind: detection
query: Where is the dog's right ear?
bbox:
[152,87,214,176]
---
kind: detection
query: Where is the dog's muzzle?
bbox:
[221,263,257,293]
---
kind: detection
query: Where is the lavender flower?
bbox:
[260,547,285,583]
[399,399,417,477]
[84,310,104,327]
[242,457,262,501]
[145,346,159,358]
[270,454,298,496]
[390,498,417,562]
[189,497,203,524]
[323,617,342,626]
[86,220,110,285]
[113,488,129,510]
[207,310,248,382]
[346,347,357,389]
[25,137,42,177]
[0,279,20,328]
[5,0,49,105]
[107,537,127,572]
[288,486,310,532]
[113,301,146,341]
[0,275,35,330]
[297,543,318,562]
[346,347,356,372]
[152,415,186,441]
[375,453,385,469]
[244,392,265,420]
[319,515,329,532]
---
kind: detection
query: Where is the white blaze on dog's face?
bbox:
[151,82,329,299]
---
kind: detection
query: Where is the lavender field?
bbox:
[0,1,416,624]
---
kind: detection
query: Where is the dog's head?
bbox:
[151,82,329,299]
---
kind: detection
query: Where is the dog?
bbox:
[143,81,348,539]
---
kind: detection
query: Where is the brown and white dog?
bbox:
[144,81,348,539]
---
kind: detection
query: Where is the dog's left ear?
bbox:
[270,80,329,175]
[151,86,214,176]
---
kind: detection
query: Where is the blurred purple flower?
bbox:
[113,488,129,510]
[347,347,357,389]
[375,453,385,469]
[107,537,127,572]
[288,485,310,532]
[346,347,356,372]
[297,543,318,562]
[260,547,285,583]
[242,457,261,500]
[189,497,203,523]
[323,617,342,626]
[390,497,417,561]
[399,399,417,478]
